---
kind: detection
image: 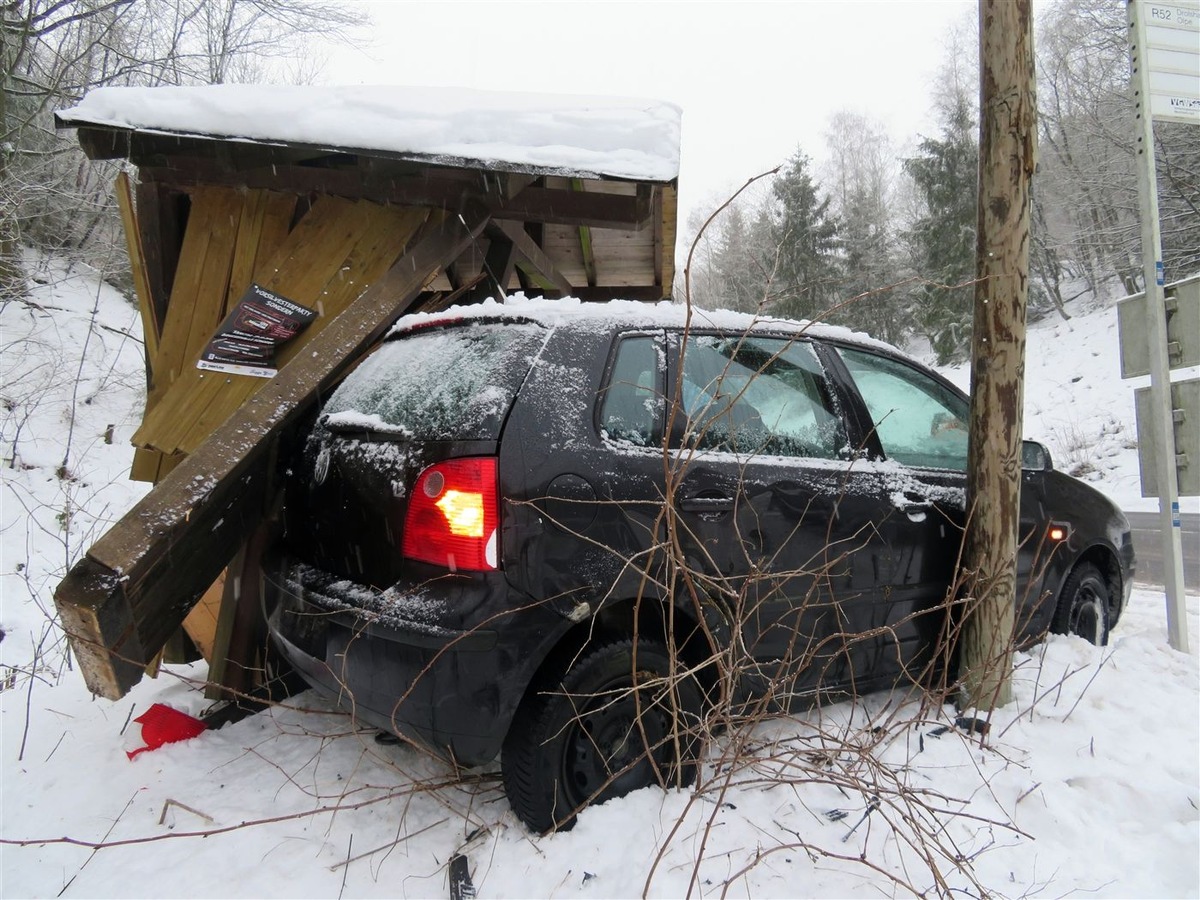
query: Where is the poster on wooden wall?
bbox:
[197,283,315,378]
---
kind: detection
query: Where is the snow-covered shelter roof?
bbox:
[56,84,682,183]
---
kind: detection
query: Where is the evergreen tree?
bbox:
[902,95,979,364]
[769,152,840,322]
[839,185,904,343]
[823,112,902,344]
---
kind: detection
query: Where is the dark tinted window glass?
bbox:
[600,335,662,446]
[680,335,844,458]
[323,322,546,440]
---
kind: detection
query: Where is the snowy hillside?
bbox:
[1,262,1197,898]
[933,297,1198,515]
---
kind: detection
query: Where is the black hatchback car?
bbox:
[266,298,1134,832]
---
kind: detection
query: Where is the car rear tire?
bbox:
[501,637,703,833]
[1051,561,1111,645]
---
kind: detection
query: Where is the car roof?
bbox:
[390,295,904,358]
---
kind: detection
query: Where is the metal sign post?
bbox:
[1127,0,1197,652]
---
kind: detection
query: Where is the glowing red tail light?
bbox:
[402,458,499,571]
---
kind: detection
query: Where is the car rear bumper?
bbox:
[265,562,556,766]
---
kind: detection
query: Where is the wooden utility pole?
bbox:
[958,0,1037,710]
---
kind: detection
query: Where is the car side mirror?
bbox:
[1021,439,1053,472]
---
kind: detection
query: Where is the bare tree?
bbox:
[1035,0,1199,296]
[1,0,365,299]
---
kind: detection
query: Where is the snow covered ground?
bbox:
[2,259,1197,898]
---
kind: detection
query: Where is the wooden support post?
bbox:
[570,179,597,288]
[54,209,491,700]
[958,0,1037,710]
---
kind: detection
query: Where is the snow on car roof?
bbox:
[56,84,681,182]
[391,295,902,356]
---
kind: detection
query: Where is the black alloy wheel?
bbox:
[501,638,703,833]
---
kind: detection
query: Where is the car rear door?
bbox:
[501,327,673,615]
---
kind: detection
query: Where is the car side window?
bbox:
[600,335,662,446]
[680,335,845,459]
[838,346,969,471]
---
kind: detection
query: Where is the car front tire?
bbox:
[1051,561,1111,645]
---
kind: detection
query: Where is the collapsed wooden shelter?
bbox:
[52,84,680,701]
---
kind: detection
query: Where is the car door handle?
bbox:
[679,493,735,513]
[902,500,933,522]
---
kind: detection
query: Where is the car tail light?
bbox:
[402,458,499,571]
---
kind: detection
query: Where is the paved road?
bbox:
[1125,511,1199,590]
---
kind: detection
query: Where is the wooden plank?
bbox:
[54,208,489,700]
[174,203,429,455]
[539,224,589,286]
[180,193,250,364]
[132,196,366,453]
[129,447,164,483]
[235,191,305,303]
[183,573,225,662]
[148,187,242,401]
[227,191,269,308]
[131,449,183,483]
[115,172,160,364]
[589,226,656,286]
[659,184,677,299]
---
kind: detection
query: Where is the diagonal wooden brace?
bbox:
[54,208,491,700]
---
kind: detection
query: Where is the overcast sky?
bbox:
[323,0,976,229]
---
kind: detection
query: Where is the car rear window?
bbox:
[322,322,548,440]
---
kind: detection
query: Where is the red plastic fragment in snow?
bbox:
[126,703,207,760]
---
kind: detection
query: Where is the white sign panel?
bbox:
[1143,1,1200,124]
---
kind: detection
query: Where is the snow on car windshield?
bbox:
[323,322,548,441]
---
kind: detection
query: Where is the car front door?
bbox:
[827,344,1049,684]
[666,332,895,700]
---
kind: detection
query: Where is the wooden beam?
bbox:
[502,173,537,199]
[139,161,654,232]
[53,208,491,700]
[495,186,652,231]
[490,220,573,296]
[74,126,131,160]
[569,285,666,303]
[653,184,677,300]
[139,161,481,212]
[464,233,517,304]
[570,179,597,287]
